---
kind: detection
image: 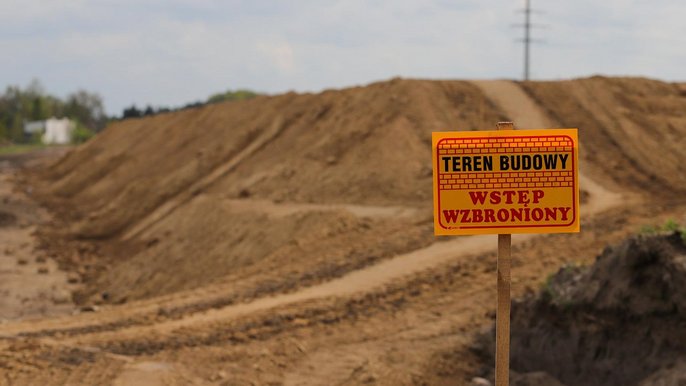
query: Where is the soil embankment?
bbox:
[32,76,686,307]
[1,77,686,385]
[30,79,507,304]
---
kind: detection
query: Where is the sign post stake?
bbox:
[496,233,511,386]
[495,121,514,386]
[431,121,579,386]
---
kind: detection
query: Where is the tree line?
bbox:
[119,89,260,119]
[0,80,260,144]
[0,80,106,143]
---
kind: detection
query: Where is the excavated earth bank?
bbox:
[475,231,686,386]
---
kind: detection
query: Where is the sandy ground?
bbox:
[0,151,77,321]
[0,79,683,385]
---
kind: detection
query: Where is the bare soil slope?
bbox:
[32,76,686,305]
[1,76,685,386]
[39,79,502,236]
[32,79,507,303]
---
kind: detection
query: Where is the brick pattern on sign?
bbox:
[438,135,573,191]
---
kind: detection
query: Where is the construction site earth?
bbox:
[1,77,686,385]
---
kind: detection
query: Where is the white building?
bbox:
[24,117,75,144]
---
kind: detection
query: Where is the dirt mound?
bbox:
[475,231,686,386]
[6,76,686,386]
[25,76,686,306]
[29,78,503,303]
[36,79,502,238]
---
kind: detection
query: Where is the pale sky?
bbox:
[2,0,684,115]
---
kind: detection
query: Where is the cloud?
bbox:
[257,40,296,73]
[1,0,684,114]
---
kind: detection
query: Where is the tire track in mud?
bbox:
[60,233,529,345]
[0,199,423,338]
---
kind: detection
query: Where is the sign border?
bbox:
[432,129,580,235]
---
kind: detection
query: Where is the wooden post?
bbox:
[496,233,511,386]
[495,121,514,386]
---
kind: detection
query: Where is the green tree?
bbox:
[0,80,106,143]
[207,89,259,104]
[9,114,24,142]
[70,119,94,144]
[0,121,7,140]
[64,90,106,132]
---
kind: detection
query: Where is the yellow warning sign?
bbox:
[432,129,580,235]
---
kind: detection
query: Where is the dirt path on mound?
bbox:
[219,198,423,219]
[472,80,629,214]
[61,234,531,345]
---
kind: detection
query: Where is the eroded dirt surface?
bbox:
[1,78,685,385]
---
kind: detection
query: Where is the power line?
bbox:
[523,0,531,80]
[514,0,544,81]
